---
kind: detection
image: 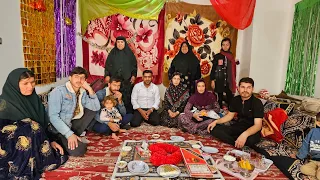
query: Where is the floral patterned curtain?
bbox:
[82,9,165,84]
[163,2,238,87]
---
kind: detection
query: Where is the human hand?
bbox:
[130,76,136,84]
[218,59,223,65]
[81,81,94,94]
[113,91,122,102]
[207,120,217,132]
[235,132,248,148]
[193,113,203,121]
[146,109,153,117]
[108,122,120,131]
[211,81,215,90]
[67,134,81,150]
[168,110,174,118]
[139,109,149,120]
[50,141,64,155]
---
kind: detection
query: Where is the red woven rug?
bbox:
[42,124,287,180]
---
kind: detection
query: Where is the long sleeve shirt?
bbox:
[131,82,160,110]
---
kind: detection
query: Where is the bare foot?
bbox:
[112,133,120,140]
[119,129,126,133]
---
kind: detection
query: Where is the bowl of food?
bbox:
[117,161,127,168]
[238,159,255,178]
[152,134,160,139]
[223,154,236,169]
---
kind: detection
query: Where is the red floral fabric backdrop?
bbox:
[163,2,238,87]
[83,10,165,84]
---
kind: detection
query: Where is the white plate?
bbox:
[170,136,185,142]
[128,161,149,174]
[202,146,219,153]
[157,164,181,178]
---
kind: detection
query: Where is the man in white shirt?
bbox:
[131,70,160,127]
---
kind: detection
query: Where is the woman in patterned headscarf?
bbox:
[160,72,189,128]
[0,68,67,179]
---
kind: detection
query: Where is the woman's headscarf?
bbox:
[104,36,137,80]
[0,68,49,128]
[167,72,189,103]
[188,79,217,107]
[170,41,200,78]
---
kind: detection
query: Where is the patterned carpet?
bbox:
[42,124,287,180]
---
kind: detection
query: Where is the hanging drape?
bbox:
[78,0,165,33]
[285,0,320,97]
[54,0,76,78]
[209,0,256,29]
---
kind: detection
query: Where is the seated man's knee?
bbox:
[245,135,261,147]
[130,120,141,127]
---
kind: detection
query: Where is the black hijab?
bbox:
[105,36,137,80]
[0,68,49,128]
[170,41,200,79]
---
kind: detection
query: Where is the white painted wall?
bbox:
[0,0,24,91]
[248,0,296,95]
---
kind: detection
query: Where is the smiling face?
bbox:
[222,40,231,52]
[181,43,189,54]
[19,77,36,96]
[142,72,153,86]
[116,40,125,50]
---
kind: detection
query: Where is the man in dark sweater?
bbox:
[208,77,264,148]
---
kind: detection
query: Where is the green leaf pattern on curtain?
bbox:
[285,0,320,97]
[79,0,165,33]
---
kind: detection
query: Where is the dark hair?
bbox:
[19,70,35,81]
[70,67,88,79]
[171,72,182,79]
[109,77,122,84]
[221,38,232,51]
[103,95,117,107]
[142,70,153,76]
[316,112,320,121]
[239,77,254,87]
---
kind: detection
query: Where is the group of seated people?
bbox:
[0,35,318,179]
[0,65,264,179]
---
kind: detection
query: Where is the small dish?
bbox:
[117,161,127,168]
[202,146,219,153]
[152,134,160,139]
[170,136,185,142]
[128,160,149,175]
[192,144,201,149]
[122,146,132,152]
[157,164,181,178]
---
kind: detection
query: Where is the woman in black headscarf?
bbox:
[168,41,201,94]
[0,68,67,179]
[105,36,137,113]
